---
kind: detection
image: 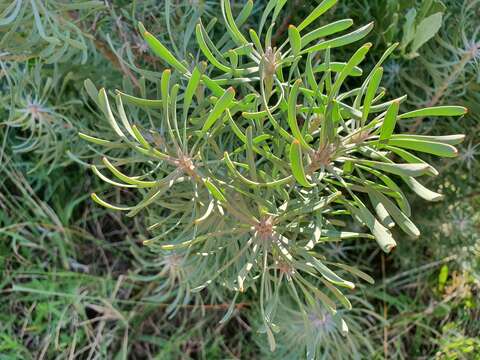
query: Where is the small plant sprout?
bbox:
[81,0,467,354]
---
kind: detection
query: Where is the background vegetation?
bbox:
[0,0,478,358]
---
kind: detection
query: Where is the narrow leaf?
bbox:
[379,100,400,142]
[302,22,374,54]
[362,67,383,124]
[297,0,338,32]
[301,19,353,48]
[139,22,189,75]
[91,193,132,211]
[410,13,442,53]
[403,177,444,201]
[290,140,314,187]
[288,79,310,148]
[399,106,467,119]
[204,179,226,202]
[116,90,163,108]
[201,87,235,134]
[354,159,431,177]
[390,134,465,145]
[387,138,458,158]
[196,23,231,73]
[288,25,301,56]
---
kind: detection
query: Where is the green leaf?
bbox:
[131,125,152,149]
[219,293,239,324]
[288,25,301,56]
[314,62,363,76]
[84,79,99,105]
[183,65,202,117]
[78,132,113,146]
[98,88,125,138]
[330,262,374,284]
[370,187,420,237]
[201,75,226,97]
[245,126,257,181]
[310,257,355,289]
[403,177,444,201]
[249,28,263,53]
[115,95,136,139]
[320,279,352,310]
[306,53,317,90]
[287,79,311,149]
[139,22,189,75]
[330,43,372,98]
[91,166,136,189]
[379,100,400,142]
[346,199,397,253]
[196,23,231,73]
[302,22,374,54]
[301,19,353,48]
[386,138,458,158]
[272,0,288,27]
[0,0,22,26]
[362,67,383,124]
[224,152,289,187]
[358,164,411,216]
[258,0,278,35]
[390,134,465,145]
[102,157,157,187]
[385,146,438,176]
[297,0,338,32]
[204,179,226,202]
[367,189,395,229]
[201,87,235,134]
[221,0,249,46]
[235,0,254,26]
[410,13,443,54]
[127,179,177,217]
[289,140,314,187]
[438,264,449,292]
[319,230,374,241]
[399,106,467,119]
[354,159,431,177]
[116,90,163,108]
[401,8,417,47]
[91,193,133,211]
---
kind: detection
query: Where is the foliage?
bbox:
[0,0,478,359]
[81,0,467,356]
[0,0,103,63]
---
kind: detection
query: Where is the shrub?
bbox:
[78,0,467,356]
